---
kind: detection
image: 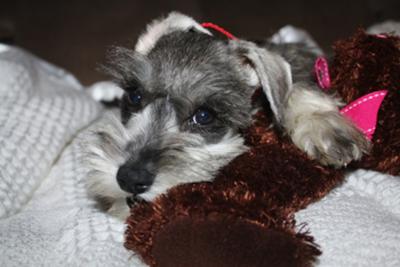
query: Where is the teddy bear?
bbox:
[330,30,400,175]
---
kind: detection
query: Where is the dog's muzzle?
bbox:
[116,164,155,195]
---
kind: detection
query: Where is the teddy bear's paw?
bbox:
[289,111,370,167]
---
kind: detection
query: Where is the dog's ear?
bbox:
[135,12,212,55]
[231,40,293,123]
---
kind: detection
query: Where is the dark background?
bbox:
[1,0,399,85]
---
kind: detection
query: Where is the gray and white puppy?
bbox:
[86,12,369,218]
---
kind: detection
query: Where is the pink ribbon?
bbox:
[314,57,331,90]
[313,57,388,140]
[340,90,388,140]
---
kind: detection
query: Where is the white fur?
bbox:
[87,81,124,102]
[85,113,131,200]
[135,12,211,55]
[283,84,368,166]
[269,25,323,55]
[85,110,157,219]
[140,131,247,201]
[85,104,168,200]
[241,63,260,88]
[367,20,400,36]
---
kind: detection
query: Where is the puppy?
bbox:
[85,12,369,219]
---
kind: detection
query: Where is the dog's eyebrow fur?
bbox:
[146,31,254,127]
[114,30,255,137]
[102,46,153,89]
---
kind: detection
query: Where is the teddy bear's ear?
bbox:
[231,40,293,123]
[135,12,212,55]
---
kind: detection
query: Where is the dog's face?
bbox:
[85,12,293,217]
[112,31,253,199]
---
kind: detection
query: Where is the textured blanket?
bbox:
[0,45,145,267]
[0,44,399,267]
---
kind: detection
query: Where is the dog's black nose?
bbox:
[116,165,154,195]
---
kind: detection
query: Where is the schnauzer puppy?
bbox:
[86,12,369,218]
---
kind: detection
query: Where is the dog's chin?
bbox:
[100,194,147,220]
[106,197,132,220]
[103,179,191,220]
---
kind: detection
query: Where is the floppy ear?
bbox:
[135,12,212,55]
[231,40,293,123]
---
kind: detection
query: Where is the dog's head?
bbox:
[86,12,292,215]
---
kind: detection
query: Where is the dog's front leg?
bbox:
[282,82,370,167]
[234,41,369,167]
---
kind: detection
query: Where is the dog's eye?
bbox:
[128,91,142,106]
[192,108,214,125]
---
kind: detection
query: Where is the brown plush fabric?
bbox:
[124,31,400,267]
[151,216,319,267]
[125,109,343,267]
[331,30,400,175]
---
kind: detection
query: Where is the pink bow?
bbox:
[340,90,388,140]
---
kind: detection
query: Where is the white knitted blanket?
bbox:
[0,44,399,267]
[297,170,400,266]
[0,45,145,267]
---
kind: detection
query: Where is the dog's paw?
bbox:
[289,111,370,167]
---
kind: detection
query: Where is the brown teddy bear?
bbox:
[331,30,400,175]
[124,30,400,267]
